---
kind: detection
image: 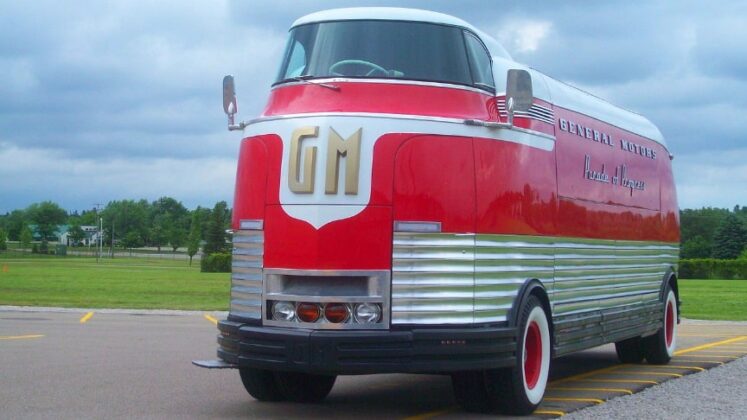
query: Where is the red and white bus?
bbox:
[196,7,680,415]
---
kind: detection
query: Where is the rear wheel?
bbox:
[615,336,645,363]
[643,286,677,364]
[451,295,551,415]
[239,368,285,402]
[273,372,337,403]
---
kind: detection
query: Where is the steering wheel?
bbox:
[329,59,387,77]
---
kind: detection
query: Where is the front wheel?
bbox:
[643,286,678,364]
[273,372,337,403]
[452,295,551,415]
[239,368,285,402]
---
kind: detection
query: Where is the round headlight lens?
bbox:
[354,303,382,324]
[271,301,295,321]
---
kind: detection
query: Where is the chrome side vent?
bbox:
[230,228,263,320]
[497,98,555,125]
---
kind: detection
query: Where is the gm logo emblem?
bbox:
[288,126,362,195]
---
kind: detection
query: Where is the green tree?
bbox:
[101,200,149,246]
[121,231,144,250]
[20,225,32,251]
[712,214,747,259]
[27,201,67,242]
[0,228,7,251]
[150,221,166,252]
[680,235,712,259]
[203,201,229,255]
[679,207,730,253]
[187,213,201,266]
[5,210,27,241]
[738,247,747,260]
[68,223,86,246]
[167,223,187,252]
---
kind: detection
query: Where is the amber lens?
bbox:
[296,302,321,323]
[324,303,350,323]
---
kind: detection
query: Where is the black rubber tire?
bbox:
[273,372,337,403]
[643,285,678,365]
[238,368,285,402]
[451,371,490,413]
[451,295,551,415]
[615,336,645,363]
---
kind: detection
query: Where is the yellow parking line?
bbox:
[79,312,94,323]
[551,364,626,384]
[579,378,659,385]
[403,407,456,420]
[674,336,747,355]
[674,358,724,365]
[544,397,604,404]
[611,371,682,378]
[534,409,566,416]
[676,354,739,359]
[0,334,45,340]
[677,334,736,337]
[692,350,745,354]
[203,314,218,325]
[549,386,633,395]
[644,365,705,372]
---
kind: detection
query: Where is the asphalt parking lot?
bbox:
[1,308,746,419]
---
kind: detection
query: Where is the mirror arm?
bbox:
[463,119,511,129]
[506,97,515,127]
[227,119,247,131]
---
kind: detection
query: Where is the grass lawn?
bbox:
[679,279,747,321]
[1,254,744,319]
[0,255,229,310]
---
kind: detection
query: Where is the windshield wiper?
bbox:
[285,75,340,92]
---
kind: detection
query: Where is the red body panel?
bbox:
[262,82,495,121]
[393,136,476,233]
[231,81,679,272]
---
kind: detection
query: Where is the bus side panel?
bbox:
[473,137,558,236]
[393,136,476,233]
[232,136,270,229]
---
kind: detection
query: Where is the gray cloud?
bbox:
[1,0,746,212]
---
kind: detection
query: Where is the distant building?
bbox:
[58,225,102,246]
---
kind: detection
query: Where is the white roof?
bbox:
[291,8,666,149]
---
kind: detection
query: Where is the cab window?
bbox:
[276,20,482,89]
[464,32,494,91]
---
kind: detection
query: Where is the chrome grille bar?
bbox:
[230,229,263,320]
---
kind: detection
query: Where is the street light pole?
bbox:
[99,217,103,262]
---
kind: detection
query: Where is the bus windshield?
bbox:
[275,20,492,91]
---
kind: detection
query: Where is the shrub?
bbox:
[679,258,747,280]
[200,252,232,273]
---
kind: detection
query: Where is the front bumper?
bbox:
[217,320,517,375]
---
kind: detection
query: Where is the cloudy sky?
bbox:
[1,0,746,213]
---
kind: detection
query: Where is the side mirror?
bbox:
[223,75,237,115]
[223,75,242,130]
[505,69,533,126]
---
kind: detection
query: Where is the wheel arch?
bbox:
[509,279,554,352]
[660,267,680,322]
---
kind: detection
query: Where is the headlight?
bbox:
[271,301,295,321]
[354,302,382,324]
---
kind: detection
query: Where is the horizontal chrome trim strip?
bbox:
[392,232,678,325]
[239,219,264,230]
[245,112,557,143]
[272,77,494,95]
[394,220,442,233]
